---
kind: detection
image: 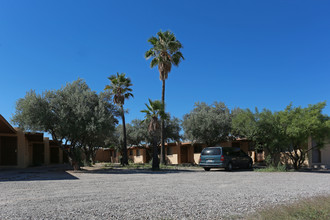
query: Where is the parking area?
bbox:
[0,166,330,219]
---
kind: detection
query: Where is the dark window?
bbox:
[136,149,140,156]
[201,148,221,155]
[222,147,232,156]
[167,147,173,155]
[239,150,248,157]
[50,147,59,164]
[129,150,133,156]
[194,145,203,153]
[232,142,240,148]
[232,148,241,156]
[248,142,255,151]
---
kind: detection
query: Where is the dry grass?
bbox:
[247,195,330,220]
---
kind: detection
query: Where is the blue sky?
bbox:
[0,0,329,127]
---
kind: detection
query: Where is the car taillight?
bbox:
[221,155,224,161]
[199,156,201,163]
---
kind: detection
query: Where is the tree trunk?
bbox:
[160,79,166,165]
[121,106,129,166]
[152,134,160,170]
[68,148,81,171]
[84,149,92,167]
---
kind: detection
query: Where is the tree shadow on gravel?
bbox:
[0,164,78,182]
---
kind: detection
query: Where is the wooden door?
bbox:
[33,143,44,166]
[181,147,188,163]
[50,147,59,164]
[0,136,17,166]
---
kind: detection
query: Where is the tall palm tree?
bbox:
[145,30,184,164]
[105,72,133,166]
[141,99,167,170]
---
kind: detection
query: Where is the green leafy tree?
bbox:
[277,102,330,170]
[105,73,133,166]
[232,108,285,166]
[117,117,181,147]
[182,102,231,146]
[141,99,167,170]
[145,30,184,164]
[232,102,330,169]
[81,91,119,165]
[12,79,118,170]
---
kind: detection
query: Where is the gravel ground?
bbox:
[0,166,330,219]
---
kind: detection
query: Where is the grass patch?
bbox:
[248,195,330,220]
[255,163,288,172]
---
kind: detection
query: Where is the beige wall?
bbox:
[194,153,201,164]
[133,148,146,163]
[95,149,111,162]
[17,130,27,168]
[166,145,179,164]
[320,142,330,168]
[1,128,65,168]
[0,130,29,168]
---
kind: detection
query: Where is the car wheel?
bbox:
[226,162,233,171]
[204,167,210,171]
[248,161,253,170]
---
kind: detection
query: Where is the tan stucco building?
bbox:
[0,114,63,168]
[308,137,330,169]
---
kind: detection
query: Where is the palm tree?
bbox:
[145,30,184,164]
[141,99,167,170]
[105,73,133,166]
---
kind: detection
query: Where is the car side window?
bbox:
[240,150,247,157]
[222,148,230,156]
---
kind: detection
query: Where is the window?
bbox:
[167,147,173,155]
[129,150,133,156]
[248,142,255,151]
[136,149,140,156]
[232,148,241,157]
[201,148,221,155]
[239,150,248,157]
[194,145,203,153]
[232,142,240,148]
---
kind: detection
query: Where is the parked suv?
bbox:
[199,147,253,171]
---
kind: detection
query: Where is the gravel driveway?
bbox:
[0,166,330,219]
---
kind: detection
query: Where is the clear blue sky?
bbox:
[1,0,329,126]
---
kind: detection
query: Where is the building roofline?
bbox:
[0,114,17,134]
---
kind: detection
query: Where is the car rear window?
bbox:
[201,148,221,155]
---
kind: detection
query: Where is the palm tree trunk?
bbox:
[121,106,128,165]
[152,134,160,170]
[160,79,166,165]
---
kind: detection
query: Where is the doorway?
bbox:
[33,143,44,166]
[0,136,17,166]
[180,146,188,163]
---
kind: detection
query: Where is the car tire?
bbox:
[204,167,210,171]
[248,161,253,170]
[226,162,233,171]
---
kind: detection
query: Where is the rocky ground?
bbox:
[0,166,329,219]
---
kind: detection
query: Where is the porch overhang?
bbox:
[25,132,44,142]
